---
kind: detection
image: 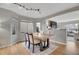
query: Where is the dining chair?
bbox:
[28,33,41,53]
[25,33,30,49]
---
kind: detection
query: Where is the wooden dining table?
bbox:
[33,32,49,51]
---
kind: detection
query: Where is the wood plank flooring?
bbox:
[50,41,79,55]
[0,42,30,55]
[0,41,79,55]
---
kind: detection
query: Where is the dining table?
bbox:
[33,32,49,51]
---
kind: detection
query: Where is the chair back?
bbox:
[28,33,34,44]
[25,33,29,42]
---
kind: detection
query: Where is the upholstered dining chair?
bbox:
[28,33,41,53]
[25,33,30,49]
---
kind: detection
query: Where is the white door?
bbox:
[11,21,18,43]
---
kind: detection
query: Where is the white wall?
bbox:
[0,17,21,48]
[40,20,47,32]
[0,21,11,47]
[54,29,66,43]
[78,24,79,32]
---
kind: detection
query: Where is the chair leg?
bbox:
[40,41,43,51]
[47,38,49,47]
[25,40,27,46]
[33,44,34,53]
[28,41,30,49]
[43,41,46,48]
[25,40,28,47]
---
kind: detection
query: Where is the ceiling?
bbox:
[0,3,79,22]
[0,3,79,18]
[49,10,79,23]
[21,3,79,18]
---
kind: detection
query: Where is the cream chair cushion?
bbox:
[29,34,40,44]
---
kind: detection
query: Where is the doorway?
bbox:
[11,21,18,43]
[66,23,78,42]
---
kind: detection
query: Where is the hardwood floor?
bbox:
[50,44,66,55]
[0,41,79,55]
[0,42,30,55]
[50,41,79,55]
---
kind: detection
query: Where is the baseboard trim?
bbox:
[51,40,66,45]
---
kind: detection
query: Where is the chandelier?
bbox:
[13,3,40,13]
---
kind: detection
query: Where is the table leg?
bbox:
[47,38,49,47]
[40,40,43,51]
[43,41,46,48]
